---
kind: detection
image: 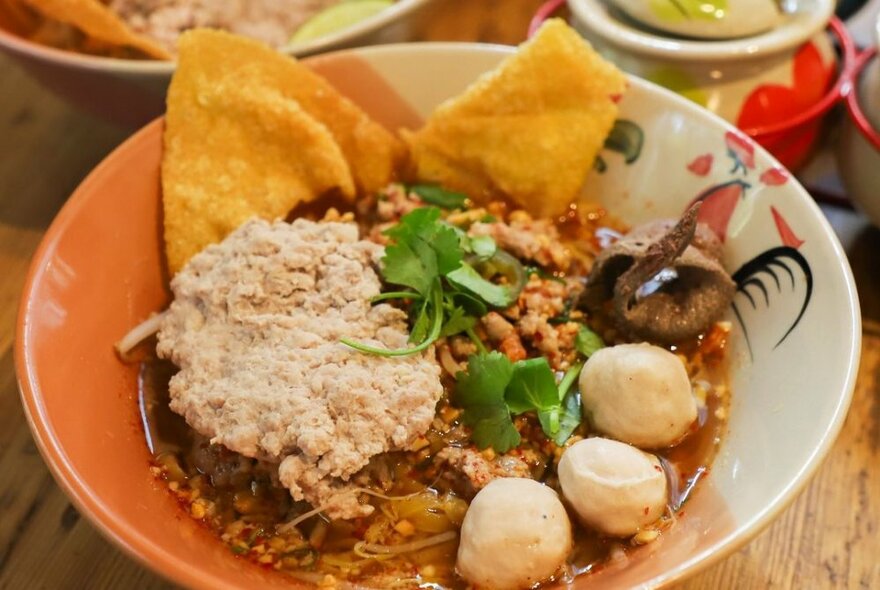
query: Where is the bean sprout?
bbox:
[354,530,457,556]
[278,487,432,534]
[115,310,168,356]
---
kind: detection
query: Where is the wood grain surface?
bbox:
[0,1,878,588]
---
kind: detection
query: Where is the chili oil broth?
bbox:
[137,203,732,588]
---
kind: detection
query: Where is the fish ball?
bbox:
[457,478,572,589]
[558,437,667,537]
[580,343,697,448]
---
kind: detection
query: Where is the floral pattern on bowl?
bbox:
[595,115,814,362]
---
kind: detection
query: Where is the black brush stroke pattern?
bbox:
[731,246,813,359]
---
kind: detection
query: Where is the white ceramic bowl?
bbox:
[844,0,880,47]
[567,0,837,169]
[17,43,860,589]
[839,18,880,226]
[0,0,439,128]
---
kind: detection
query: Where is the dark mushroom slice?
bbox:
[582,203,736,343]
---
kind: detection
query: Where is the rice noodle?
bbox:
[323,552,394,567]
[347,486,427,502]
[278,505,326,533]
[354,530,457,555]
[379,502,397,521]
[278,485,441,533]
[115,310,168,356]
[438,345,463,376]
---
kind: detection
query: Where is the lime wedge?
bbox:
[290,0,394,43]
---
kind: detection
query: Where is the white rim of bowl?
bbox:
[14,41,861,590]
[567,0,836,62]
[875,10,879,47]
[0,0,430,74]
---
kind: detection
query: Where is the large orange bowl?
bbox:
[17,44,860,589]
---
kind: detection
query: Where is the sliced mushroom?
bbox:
[582,204,735,343]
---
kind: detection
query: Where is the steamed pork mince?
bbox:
[156,218,443,519]
[119,21,737,590]
[162,29,404,273]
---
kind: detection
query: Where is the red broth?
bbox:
[137,199,731,589]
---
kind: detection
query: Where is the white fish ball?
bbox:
[457,478,572,589]
[580,343,697,448]
[558,437,668,537]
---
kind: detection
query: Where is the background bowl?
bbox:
[561,0,848,171]
[16,43,860,589]
[605,0,786,40]
[839,36,880,226]
[0,0,438,128]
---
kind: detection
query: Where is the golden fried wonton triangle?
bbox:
[405,19,627,218]
[176,29,405,196]
[163,31,359,274]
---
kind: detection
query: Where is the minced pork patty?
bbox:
[108,0,341,53]
[157,218,443,519]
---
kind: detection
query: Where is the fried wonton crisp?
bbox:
[177,29,405,196]
[0,0,40,36]
[404,19,627,218]
[21,0,171,59]
[163,31,358,274]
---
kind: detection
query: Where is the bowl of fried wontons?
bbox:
[0,0,439,127]
[17,23,860,590]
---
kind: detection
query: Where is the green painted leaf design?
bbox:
[603,120,644,165]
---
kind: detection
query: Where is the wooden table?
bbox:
[0,1,878,588]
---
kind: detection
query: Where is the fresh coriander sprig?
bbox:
[454,324,606,451]
[408,184,469,210]
[455,352,521,452]
[342,206,525,357]
[342,281,444,357]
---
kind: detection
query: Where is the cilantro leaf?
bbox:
[554,389,582,446]
[544,358,589,444]
[455,351,514,407]
[464,404,521,453]
[409,184,468,210]
[409,297,432,344]
[456,352,520,452]
[348,205,516,359]
[383,240,434,296]
[440,305,476,338]
[505,357,559,415]
[447,263,517,308]
[431,224,463,275]
[454,352,586,451]
[383,206,440,241]
[341,282,443,357]
[382,207,462,290]
[538,407,561,437]
[450,291,489,318]
[575,325,605,358]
